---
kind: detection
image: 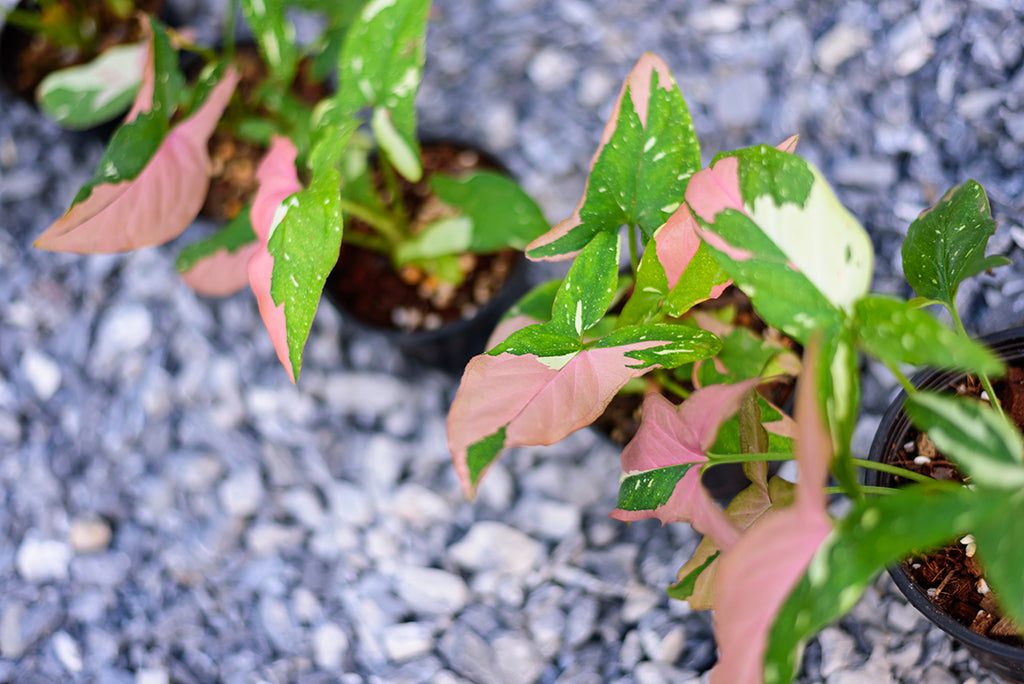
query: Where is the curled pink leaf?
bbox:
[34,65,239,254]
[181,243,261,296]
[246,136,303,382]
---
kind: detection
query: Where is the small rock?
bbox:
[482,102,517,151]
[177,454,223,492]
[135,668,170,684]
[527,47,577,92]
[493,633,545,684]
[282,487,325,529]
[218,466,264,517]
[578,67,616,108]
[818,626,857,679]
[321,373,408,414]
[21,349,61,400]
[439,623,499,684]
[52,631,83,674]
[292,587,323,624]
[889,17,934,76]
[815,23,871,73]
[382,622,434,662]
[391,483,451,524]
[0,604,24,659]
[713,72,769,128]
[393,566,469,615]
[512,499,580,540]
[313,622,349,670]
[449,521,544,578]
[68,517,112,554]
[95,304,153,356]
[689,4,742,33]
[17,537,72,582]
[246,524,304,555]
[887,600,923,632]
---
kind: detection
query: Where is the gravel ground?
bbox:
[1,0,1023,682]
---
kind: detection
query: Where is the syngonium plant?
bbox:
[33,0,548,381]
[447,52,1018,682]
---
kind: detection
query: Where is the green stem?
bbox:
[850,457,933,484]
[339,200,404,247]
[948,303,1004,417]
[826,485,895,496]
[703,452,795,467]
[884,361,916,395]
[341,230,389,253]
[628,225,640,275]
[223,0,239,59]
[654,372,690,400]
[378,156,409,239]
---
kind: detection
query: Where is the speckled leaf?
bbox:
[905,391,1024,490]
[546,230,621,339]
[336,0,430,180]
[902,180,1009,309]
[241,0,298,84]
[854,295,1003,376]
[527,54,700,260]
[764,484,998,684]
[37,41,146,129]
[971,490,1024,627]
[266,166,344,380]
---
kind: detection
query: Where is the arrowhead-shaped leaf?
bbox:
[177,206,260,296]
[34,56,238,253]
[902,180,1009,309]
[336,0,430,181]
[854,295,1004,376]
[710,343,834,684]
[527,53,701,260]
[37,41,147,129]
[247,136,305,381]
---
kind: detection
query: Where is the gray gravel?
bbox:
[2,0,1023,682]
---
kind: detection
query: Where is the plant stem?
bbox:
[826,485,895,496]
[338,200,404,247]
[654,371,690,400]
[948,303,1004,417]
[628,225,640,275]
[223,0,239,59]
[850,457,933,484]
[340,230,389,253]
[378,156,409,240]
[885,362,916,395]
[703,452,794,466]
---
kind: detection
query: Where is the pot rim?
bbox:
[867,324,1024,660]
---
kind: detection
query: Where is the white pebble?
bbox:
[16,538,72,582]
[52,631,83,673]
[68,518,112,553]
[21,350,61,400]
[313,622,349,670]
[218,467,264,518]
[136,668,170,684]
[382,622,434,662]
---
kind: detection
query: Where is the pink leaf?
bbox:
[34,66,239,254]
[448,340,670,498]
[246,136,303,382]
[709,344,833,684]
[180,242,261,296]
[527,54,675,261]
[652,202,732,297]
[609,379,767,548]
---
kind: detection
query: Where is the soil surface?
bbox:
[0,0,162,102]
[325,143,521,333]
[891,366,1024,646]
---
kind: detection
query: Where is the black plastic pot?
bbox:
[867,326,1024,683]
[322,140,533,374]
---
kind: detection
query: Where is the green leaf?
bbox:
[465,426,507,487]
[663,240,731,316]
[765,484,999,684]
[667,550,720,601]
[616,464,698,511]
[267,167,345,378]
[241,0,299,85]
[548,230,621,339]
[429,171,550,252]
[337,0,430,180]
[488,324,583,358]
[902,180,1005,309]
[147,16,184,118]
[175,206,257,273]
[905,391,1024,490]
[72,110,168,205]
[596,323,722,371]
[499,279,562,326]
[37,41,145,129]
[854,295,1004,376]
[527,55,700,259]
[735,145,814,209]
[971,490,1024,627]
[394,216,472,263]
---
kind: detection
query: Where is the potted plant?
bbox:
[32,0,549,379]
[447,52,1021,683]
[0,0,164,128]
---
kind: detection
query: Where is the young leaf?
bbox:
[902,180,1009,309]
[764,484,998,684]
[37,41,147,129]
[527,53,701,260]
[241,0,299,85]
[485,279,563,350]
[610,379,773,548]
[247,137,305,381]
[448,324,721,498]
[34,63,239,253]
[336,0,430,181]
[710,341,834,684]
[904,391,1024,490]
[971,490,1024,628]
[177,207,260,296]
[854,295,1004,376]
[692,147,873,330]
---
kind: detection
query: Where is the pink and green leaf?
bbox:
[177,206,259,296]
[527,53,701,260]
[34,58,238,253]
[710,343,834,684]
[449,325,721,498]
